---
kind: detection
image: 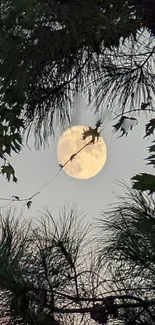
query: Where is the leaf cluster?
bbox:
[132,113,155,192]
[0,118,23,182]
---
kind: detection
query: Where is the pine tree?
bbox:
[1,197,155,324]
[1,0,155,147]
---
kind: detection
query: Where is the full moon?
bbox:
[57,126,107,180]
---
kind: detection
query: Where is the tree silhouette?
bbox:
[1,0,155,185]
[1,194,155,324]
[1,0,155,149]
[1,2,155,323]
[98,184,155,324]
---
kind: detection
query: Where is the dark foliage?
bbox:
[1,201,155,324]
[0,0,155,147]
[97,185,155,324]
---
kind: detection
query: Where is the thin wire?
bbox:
[0,201,13,209]
[38,139,93,192]
[0,139,93,206]
[0,118,113,207]
[28,106,155,197]
[0,114,113,208]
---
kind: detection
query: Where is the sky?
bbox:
[0,95,154,224]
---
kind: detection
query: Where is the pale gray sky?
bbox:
[0,97,153,222]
